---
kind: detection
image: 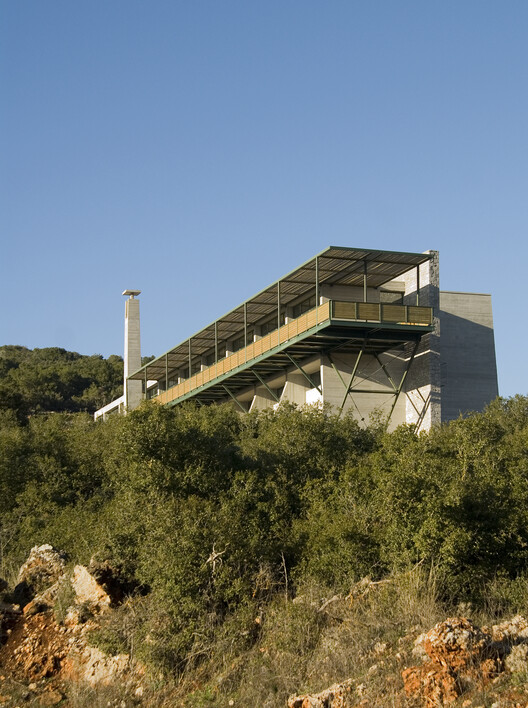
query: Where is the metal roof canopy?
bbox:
[130,246,432,381]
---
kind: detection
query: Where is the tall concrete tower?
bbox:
[122,290,143,411]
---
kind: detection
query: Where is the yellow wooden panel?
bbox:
[357,303,380,321]
[333,301,357,319]
[408,306,433,325]
[381,304,406,323]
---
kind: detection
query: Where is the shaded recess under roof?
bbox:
[129,246,432,381]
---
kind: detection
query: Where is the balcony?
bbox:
[153,300,433,407]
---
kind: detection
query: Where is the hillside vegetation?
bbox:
[1,370,528,703]
[0,345,124,421]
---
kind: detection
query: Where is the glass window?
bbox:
[261,313,285,336]
[293,294,316,318]
[232,329,254,352]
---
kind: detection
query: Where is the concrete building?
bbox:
[95,247,498,431]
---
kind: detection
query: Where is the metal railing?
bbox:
[154,300,432,405]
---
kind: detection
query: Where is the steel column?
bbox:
[315,256,319,325]
[277,281,281,343]
[244,302,248,362]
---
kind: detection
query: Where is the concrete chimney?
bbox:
[122,290,143,411]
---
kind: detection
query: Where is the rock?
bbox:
[23,581,61,617]
[71,560,135,613]
[14,545,67,605]
[288,678,355,707]
[39,688,64,705]
[423,617,492,671]
[71,565,112,613]
[488,615,528,645]
[412,632,429,662]
[402,662,459,706]
[403,617,501,706]
[79,645,130,686]
[87,558,137,604]
[505,643,528,674]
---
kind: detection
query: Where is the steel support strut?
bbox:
[388,339,421,420]
[374,353,398,392]
[252,371,281,402]
[285,353,322,394]
[222,385,247,413]
[339,339,367,413]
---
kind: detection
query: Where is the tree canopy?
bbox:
[0,345,124,421]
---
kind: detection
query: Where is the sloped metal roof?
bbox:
[129,246,432,381]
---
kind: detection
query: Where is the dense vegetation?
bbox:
[0,345,124,421]
[2,387,528,692]
[1,347,527,701]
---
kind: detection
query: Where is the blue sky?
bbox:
[1,1,527,397]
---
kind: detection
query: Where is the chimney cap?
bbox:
[122,289,141,298]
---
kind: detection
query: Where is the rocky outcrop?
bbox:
[0,544,141,705]
[75,645,130,686]
[288,679,356,708]
[402,615,528,706]
[13,544,67,606]
[71,565,112,613]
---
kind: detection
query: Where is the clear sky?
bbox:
[2,1,527,397]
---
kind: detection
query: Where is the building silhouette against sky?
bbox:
[95,247,498,430]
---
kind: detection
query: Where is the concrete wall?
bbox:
[438,291,498,421]
[320,349,408,428]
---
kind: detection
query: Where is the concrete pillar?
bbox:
[281,372,311,405]
[123,290,143,412]
[249,387,277,411]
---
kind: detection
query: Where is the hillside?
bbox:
[1,347,528,704]
[0,345,124,421]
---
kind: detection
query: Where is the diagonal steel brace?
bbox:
[285,353,322,394]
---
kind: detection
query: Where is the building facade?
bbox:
[96,247,498,431]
